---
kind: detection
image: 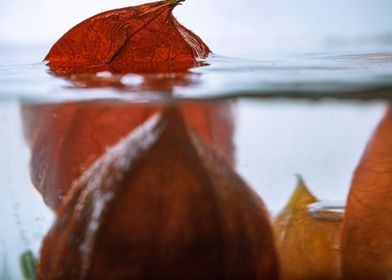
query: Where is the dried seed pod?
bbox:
[22,0,219,209]
[274,177,341,280]
[342,106,392,279]
[45,0,210,75]
[37,108,278,280]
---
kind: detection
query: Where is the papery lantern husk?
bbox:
[274,177,342,280]
[342,106,392,279]
[23,0,219,211]
[37,108,278,279]
[44,0,210,75]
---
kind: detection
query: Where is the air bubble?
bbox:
[307,201,345,222]
[121,74,144,86]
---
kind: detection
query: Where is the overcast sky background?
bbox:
[1,0,392,56]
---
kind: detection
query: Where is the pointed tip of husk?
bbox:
[283,175,318,211]
[166,0,185,6]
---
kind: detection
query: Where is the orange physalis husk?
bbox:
[22,0,219,210]
[342,106,392,279]
[45,0,210,75]
[37,108,278,279]
[274,177,342,280]
[22,100,234,209]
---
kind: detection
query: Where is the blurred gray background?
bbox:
[1,0,392,56]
